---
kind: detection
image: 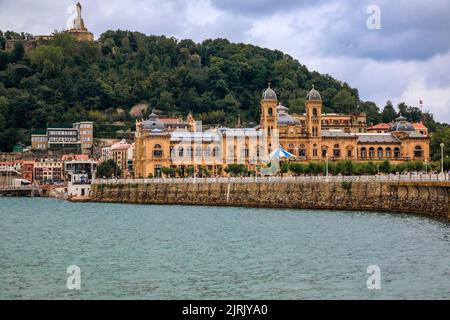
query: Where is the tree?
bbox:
[29,45,64,76]
[359,101,380,125]
[330,88,358,114]
[381,101,397,123]
[289,162,305,175]
[97,159,122,178]
[161,166,175,177]
[335,160,354,175]
[12,42,25,62]
[379,160,391,173]
[280,163,289,175]
[224,164,248,176]
[430,127,450,161]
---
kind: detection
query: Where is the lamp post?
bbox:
[440,142,445,174]
[326,155,329,177]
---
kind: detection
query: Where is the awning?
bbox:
[269,147,295,159]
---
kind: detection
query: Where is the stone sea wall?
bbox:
[91,181,450,218]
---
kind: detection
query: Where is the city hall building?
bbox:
[133,85,430,178]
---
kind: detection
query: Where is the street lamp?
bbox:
[440,142,445,174]
[326,155,329,177]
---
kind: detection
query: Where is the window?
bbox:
[347,149,352,157]
[333,144,340,157]
[153,144,163,158]
[313,108,318,117]
[386,148,391,158]
[288,143,294,155]
[241,148,249,158]
[369,148,375,158]
[322,148,327,157]
[313,149,318,157]
[377,148,383,158]
[178,147,184,157]
[268,108,273,116]
[299,144,306,157]
[414,145,423,158]
[361,148,367,159]
[394,147,400,158]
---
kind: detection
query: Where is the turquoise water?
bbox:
[1,197,449,299]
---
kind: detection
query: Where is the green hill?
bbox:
[0,30,440,152]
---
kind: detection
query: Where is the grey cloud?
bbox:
[210,0,317,16]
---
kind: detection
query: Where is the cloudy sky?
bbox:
[1,0,449,122]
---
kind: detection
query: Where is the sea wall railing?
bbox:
[93,173,450,185]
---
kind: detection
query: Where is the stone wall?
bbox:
[91,181,450,218]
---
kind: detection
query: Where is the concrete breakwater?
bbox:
[91,178,450,219]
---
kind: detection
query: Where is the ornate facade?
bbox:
[133,85,430,177]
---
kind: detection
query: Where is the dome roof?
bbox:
[277,112,300,125]
[276,103,289,112]
[388,115,415,132]
[306,85,322,101]
[276,103,300,125]
[262,83,277,100]
[142,110,165,130]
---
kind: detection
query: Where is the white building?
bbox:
[64,159,97,197]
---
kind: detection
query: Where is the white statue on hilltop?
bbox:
[72,2,86,30]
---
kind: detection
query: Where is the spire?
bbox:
[237,113,242,128]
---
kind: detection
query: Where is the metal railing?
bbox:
[92,173,450,185]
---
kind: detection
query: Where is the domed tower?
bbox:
[305,85,322,138]
[260,83,278,136]
[305,85,322,159]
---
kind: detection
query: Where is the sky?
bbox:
[1,0,449,123]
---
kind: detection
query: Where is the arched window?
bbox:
[187,147,193,157]
[178,147,184,157]
[369,147,375,158]
[288,143,294,155]
[377,147,383,158]
[313,108,318,117]
[268,108,273,116]
[414,145,423,158]
[322,147,328,158]
[360,147,367,159]
[333,144,340,157]
[241,146,249,158]
[204,147,211,158]
[212,148,217,157]
[195,146,202,157]
[386,148,391,158]
[299,144,306,157]
[153,144,163,158]
[394,147,400,158]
